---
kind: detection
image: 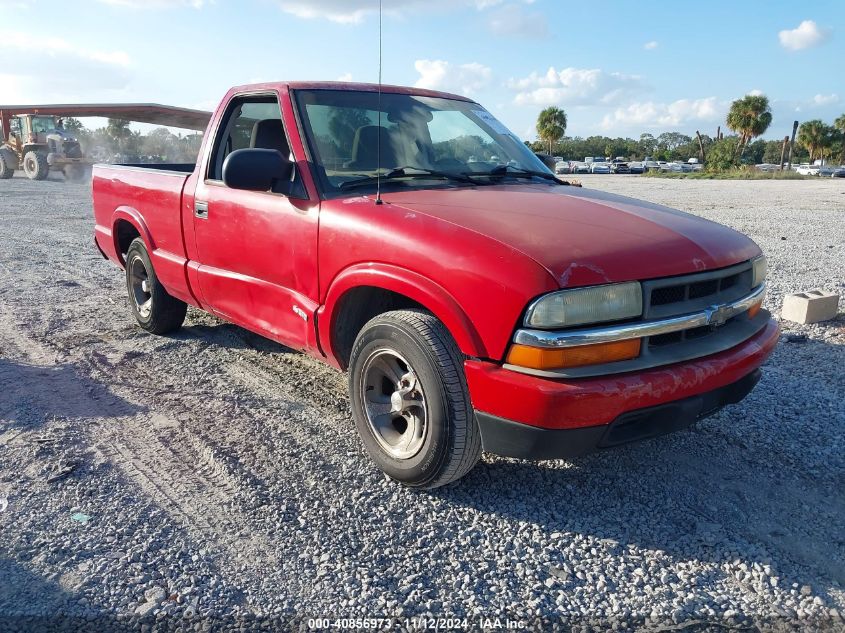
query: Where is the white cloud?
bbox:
[778,20,831,51]
[488,3,548,38]
[813,93,839,106]
[337,72,354,82]
[601,97,723,131]
[747,89,764,96]
[507,66,646,107]
[0,33,131,101]
[643,41,658,50]
[275,0,535,24]
[414,59,492,95]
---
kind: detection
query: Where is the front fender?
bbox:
[318,263,487,366]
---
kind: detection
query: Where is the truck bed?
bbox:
[92,162,196,306]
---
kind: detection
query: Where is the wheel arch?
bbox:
[112,207,154,267]
[319,264,488,370]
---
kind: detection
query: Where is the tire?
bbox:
[64,164,92,183]
[125,238,187,334]
[348,309,481,489]
[23,151,49,180]
[0,147,16,179]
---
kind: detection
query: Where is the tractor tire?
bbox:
[64,164,92,184]
[0,147,16,179]
[23,151,49,181]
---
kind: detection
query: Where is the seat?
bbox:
[250,119,290,158]
[347,125,398,171]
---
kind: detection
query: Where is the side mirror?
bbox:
[535,152,557,172]
[222,148,293,193]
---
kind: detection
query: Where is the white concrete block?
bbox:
[781,289,840,324]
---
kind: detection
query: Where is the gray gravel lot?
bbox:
[0,173,843,631]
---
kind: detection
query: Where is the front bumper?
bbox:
[464,318,779,457]
[476,369,761,459]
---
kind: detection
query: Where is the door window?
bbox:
[207,96,290,183]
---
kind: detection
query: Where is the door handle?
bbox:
[195,201,209,219]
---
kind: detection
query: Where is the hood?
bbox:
[382,184,760,288]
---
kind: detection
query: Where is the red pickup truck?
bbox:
[93,82,778,488]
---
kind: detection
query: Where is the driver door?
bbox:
[189,92,319,350]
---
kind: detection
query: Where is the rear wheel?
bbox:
[348,309,481,489]
[0,147,16,179]
[23,151,48,180]
[125,238,187,334]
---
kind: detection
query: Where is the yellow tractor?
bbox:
[0,113,93,182]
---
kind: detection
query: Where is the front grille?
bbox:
[642,261,757,352]
[642,261,754,320]
[651,286,686,306]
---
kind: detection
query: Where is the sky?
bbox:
[0,0,842,141]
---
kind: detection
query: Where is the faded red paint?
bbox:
[92,82,778,432]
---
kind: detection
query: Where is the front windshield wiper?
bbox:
[467,164,566,184]
[339,166,481,190]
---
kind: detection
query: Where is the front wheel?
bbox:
[125,238,187,334]
[348,310,481,489]
[23,151,48,180]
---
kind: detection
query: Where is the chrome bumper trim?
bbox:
[514,284,766,349]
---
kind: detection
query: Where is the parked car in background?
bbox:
[756,164,778,172]
[590,161,611,174]
[555,161,571,175]
[643,160,660,172]
[572,161,591,174]
[818,165,836,177]
[796,164,820,176]
[610,159,630,174]
[831,166,845,178]
[628,161,645,174]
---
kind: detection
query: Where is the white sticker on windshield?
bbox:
[472,109,512,136]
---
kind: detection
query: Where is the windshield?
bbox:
[30,116,57,134]
[294,89,552,196]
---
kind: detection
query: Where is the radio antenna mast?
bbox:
[375,0,384,205]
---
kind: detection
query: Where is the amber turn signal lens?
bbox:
[506,339,642,370]
[748,299,763,319]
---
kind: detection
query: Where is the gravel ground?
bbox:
[0,173,843,632]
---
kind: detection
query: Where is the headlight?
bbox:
[752,255,767,288]
[524,282,643,329]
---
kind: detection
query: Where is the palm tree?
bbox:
[834,113,845,163]
[797,120,828,163]
[536,107,567,155]
[106,118,131,153]
[726,95,773,158]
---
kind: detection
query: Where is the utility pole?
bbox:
[787,120,798,170]
[779,136,789,171]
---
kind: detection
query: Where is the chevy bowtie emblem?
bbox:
[706,304,731,327]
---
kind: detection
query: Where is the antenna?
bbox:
[375,0,384,205]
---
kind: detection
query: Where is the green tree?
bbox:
[834,114,845,163]
[705,137,740,171]
[726,94,772,157]
[63,117,85,133]
[762,139,786,164]
[536,107,567,155]
[106,118,132,153]
[639,133,657,157]
[797,120,830,163]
